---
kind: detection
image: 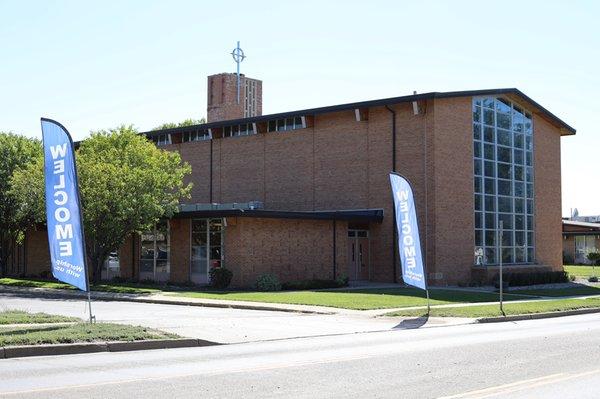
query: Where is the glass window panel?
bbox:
[210,219,223,231]
[497,129,511,146]
[515,214,525,230]
[474,159,482,176]
[484,143,495,160]
[498,196,512,213]
[485,248,497,264]
[526,167,533,182]
[527,216,533,230]
[485,195,495,212]
[527,199,534,214]
[277,119,285,131]
[210,247,222,260]
[527,247,534,263]
[483,109,495,126]
[526,183,534,198]
[497,147,511,163]
[502,248,514,263]
[483,98,495,109]
[498,163,511,179]
[285,117,295,130]
[475,230,483,246]
[475,194,483,211]
[514,198,525,214]
[527,232,534,246]
[485,230,496,246]
[474,140,482,158]
[474,176,482,193]
[294,116,303,127]
[348,231,356,237]
[525,135,533,151]
[473,106,482,122]
[526,151,532,166]
[484,126,495,143]
[497,113,511,130]
[484,161,495,177]
[475,212,483,229]
[484,178,495,194]
[514,149,524,165]
[512,106,524,132]
[524,114,532,134]
[268,120,276,132]
[473,123,482,140]
[515,231,525,247]
[496,98,512,114]
[502,231,513,246]
[514,133,524,149]
[498,179,512,196]
[474,98,482,106]
[499,213,513,229]
[514,165,524,181]
[485,212,496,229]
[515,247,525,263]
[514,182,525,198]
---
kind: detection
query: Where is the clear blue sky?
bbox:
[1,0,598,216]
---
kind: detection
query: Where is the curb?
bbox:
[477,307,600,323]
[0,286,334,315]
[0,338,220,360]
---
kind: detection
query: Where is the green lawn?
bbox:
[513,285,600,297]
[0,310,79,325]
[386,297,600,318]
[0,277,159,295]
[564,265,599,279]
[169,288,533,310]
[0,322,178,347]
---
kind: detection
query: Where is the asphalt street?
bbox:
[1,296,599,398]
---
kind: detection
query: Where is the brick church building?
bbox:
[8,72,576,287]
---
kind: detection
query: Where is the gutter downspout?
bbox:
[332,220,337,279]
[385,105,397,283]
[209,139,213,203]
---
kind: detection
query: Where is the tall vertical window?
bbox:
[473,97,534,265]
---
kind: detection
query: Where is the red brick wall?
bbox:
[533,115,563,271]
[225,217,336,287]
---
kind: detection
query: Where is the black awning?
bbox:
[172,208,384,222]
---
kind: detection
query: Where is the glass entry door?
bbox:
[191,218,223,284]
[139,220,170,282]
[347,230,370,281]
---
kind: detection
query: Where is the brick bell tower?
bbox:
[206,73,262,123]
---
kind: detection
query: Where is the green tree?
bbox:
[11,125,192,283]
[152,118,205,131]
[0,132,42,276]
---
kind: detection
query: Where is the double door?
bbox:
[347,230,370,281]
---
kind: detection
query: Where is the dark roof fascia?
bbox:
[563,231,600,236]
[142,88,576,137]
[172,208,384,222]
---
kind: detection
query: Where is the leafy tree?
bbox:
[0,132,42,276]
[11,125,192,283]
[152,118,206,131]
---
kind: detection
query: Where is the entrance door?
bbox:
[139,220,170,282]
[191,218,224,284]
[347,230,370,281]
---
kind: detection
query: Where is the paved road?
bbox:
[0,292,466,343]
[1,309,599,398]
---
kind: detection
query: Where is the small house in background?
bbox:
[563,220,600,264]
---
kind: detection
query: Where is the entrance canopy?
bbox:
[174,205,384,223]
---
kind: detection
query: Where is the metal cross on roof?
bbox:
[230,41,246,104]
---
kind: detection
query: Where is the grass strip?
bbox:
[0,323,178,347]
[0,310,79,325]
[385,297,600,318]
[169,288,533,310]
[564,265,600,279]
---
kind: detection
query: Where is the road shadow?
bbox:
[393,315,429,330]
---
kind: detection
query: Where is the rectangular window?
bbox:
[473,97,534,266]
